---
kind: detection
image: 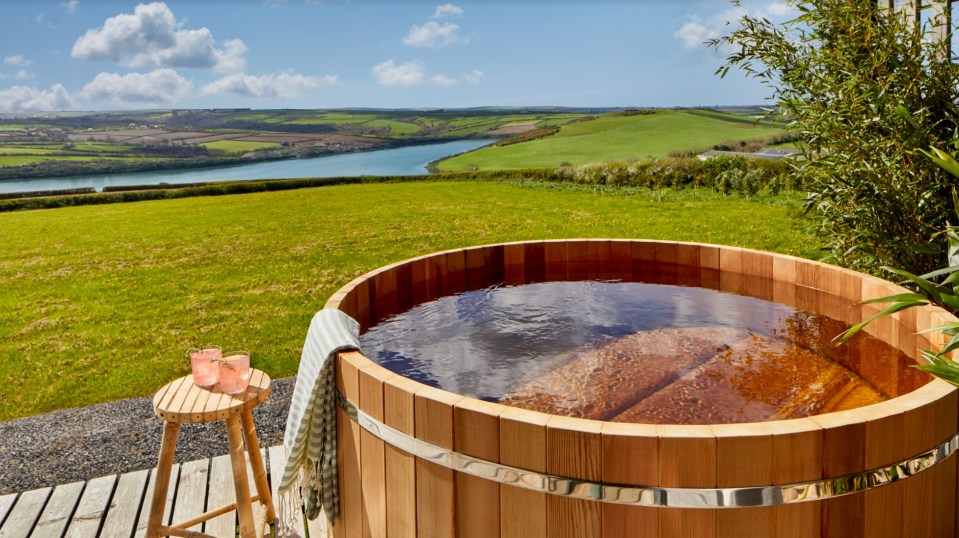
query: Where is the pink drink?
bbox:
[189,345,221,388]
[219,352,251,395]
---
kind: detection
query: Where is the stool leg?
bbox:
[145,421,180,538]
[226,414,257,538]
[241,409,277,523]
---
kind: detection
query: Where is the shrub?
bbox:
[714,0,959,274]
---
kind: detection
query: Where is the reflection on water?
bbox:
[360,281,928,425]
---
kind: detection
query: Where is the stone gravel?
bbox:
[0,377,294,495]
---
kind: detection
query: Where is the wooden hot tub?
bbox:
[324,239,959,538]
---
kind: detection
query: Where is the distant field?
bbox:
[364,119,421,134]
[0,155,108,165]
[0,181,816,420]
[684,108,783,127]
[0,147,61,155]
[436,111,785,171]
[68,143,135,153]
[202,140,280,154]
[287,117,368,125]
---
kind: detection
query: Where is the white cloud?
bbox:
[676,2,796,51]
[0,84,73,112]
[765,2,796,18]
[403,20,463,48]
[71,2,246,72]
[4,55,33,67]
[15,70,33,81]
[36,13,55,28]
[319,75,341,86]
[201,71,329,98]
[61,0,79,13]
[433,3,463,19]
[431,74,456,86]
[213,39,248,74]
[372,59,425,87]
[80,68,192,106]
[675,21,719,50]
[463,69,484,84]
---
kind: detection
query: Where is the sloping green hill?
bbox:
[435,110,784,171]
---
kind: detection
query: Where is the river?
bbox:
[0,138,494,194]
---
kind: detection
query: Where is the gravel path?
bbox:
[0,377,294,495]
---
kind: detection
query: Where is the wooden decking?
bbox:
[0,445,327,538]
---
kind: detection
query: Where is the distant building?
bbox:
[697,148,802,161]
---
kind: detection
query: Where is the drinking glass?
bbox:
[219,351,251,395]
[188,345,221,388]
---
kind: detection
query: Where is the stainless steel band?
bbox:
[337,393,958,509]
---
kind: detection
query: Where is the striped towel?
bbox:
[276,308,360,536]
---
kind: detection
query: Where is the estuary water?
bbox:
[0,138,493,194]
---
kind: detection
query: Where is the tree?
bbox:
[713,0,959,274]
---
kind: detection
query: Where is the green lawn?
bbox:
[202,140,280,154]
[436,111,785,171]
[0,181,816,420]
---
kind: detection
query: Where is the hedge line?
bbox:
[0,156,794,212]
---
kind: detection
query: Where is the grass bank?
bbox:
[435,110,784,171]
[0,181,817,420]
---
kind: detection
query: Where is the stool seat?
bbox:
[153,369,271,424]
[146,369,276,538]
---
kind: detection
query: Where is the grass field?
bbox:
[683,108,783,127]
[68,143,135,153]
[0,181,816,420]
[202,140,281,154]
[364,119,422,134]
[287,117,369,125]
[436,111,785,171]
[0,155,110,165]
[0,147,61,155]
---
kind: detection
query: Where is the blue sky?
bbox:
[0,1,795,112]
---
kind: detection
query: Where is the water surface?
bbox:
[360,281,925,424]
[0,139,493,194]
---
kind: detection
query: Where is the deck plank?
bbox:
[171,459,209,533]
[268,446,306,538]
[206,455,237,538]
[134,464,180,538]
[0,495,16,529]
[0,487,52,538]
[99,469,149,538]
[31,482,84,538]
[64,474,117,538]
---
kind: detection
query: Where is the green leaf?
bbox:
[859,292,927,305]
[896,105,922,131]
[882,266,944,305]
[939,332,959,356]
[915,351,959,386]
[922,147,959,180]
[942,293,959,312]
[916,322,959,335]
[919,265,959,280]
[836,300,927,343]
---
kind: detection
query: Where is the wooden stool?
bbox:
[146,369,276,538]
